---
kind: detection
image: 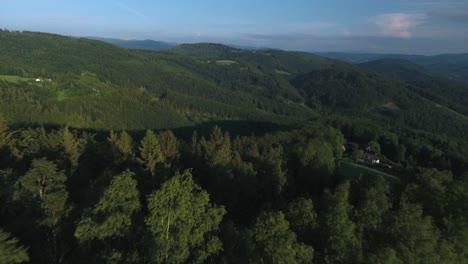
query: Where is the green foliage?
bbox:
[62,126,88,170]
[389,196,441,264]
[320,181,359,264]
[296,138,335,192]
[75,170,140,241]
[109,131,135,164]
[286,198,317,243]
[200,126,232,167]
[137,130,163,177]
[158,130,180,169]
[0,230,29,264]
[145,170,226,264]
[252,211,314,264]
[0,30,468,264]
[19,159,68,227]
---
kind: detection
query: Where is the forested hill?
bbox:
[87,37,175,51]
[2,29,468,140]
[1,30,468,264]
[317,52,468,82]
[359,59,434,81]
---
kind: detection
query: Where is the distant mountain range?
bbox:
[316,52,468,82]
[86,37,176,51]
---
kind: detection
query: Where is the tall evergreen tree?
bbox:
[108,131,134,164]
[137,130,163,177]
[158,130,179,169]
[62,126,88,171]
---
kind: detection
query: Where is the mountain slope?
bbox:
[88,37,175,50]
[0,30,319,130]
[316,52,468,82]
[1,30,468,139]
[359,59,433,81]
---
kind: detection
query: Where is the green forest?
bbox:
[1,30,468,263]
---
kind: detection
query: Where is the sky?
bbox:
[1,0,467,54]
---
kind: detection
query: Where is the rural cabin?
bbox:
[35,78,52,82]
[363,153,380,165]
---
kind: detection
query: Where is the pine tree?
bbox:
[62,126,88,171]
[158,130,179,169]
[108,131,134,164]
[137,130,163,177]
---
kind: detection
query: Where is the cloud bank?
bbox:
[372,13,427,38]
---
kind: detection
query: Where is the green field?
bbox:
[0,75,34,83]
[215,60,238,65]
[275,69,290,75]
[338,159,400,183]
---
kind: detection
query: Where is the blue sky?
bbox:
[1,0,467,54]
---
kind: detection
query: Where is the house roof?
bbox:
[363,153,379,161]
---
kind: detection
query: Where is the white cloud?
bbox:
[372,13,427,38]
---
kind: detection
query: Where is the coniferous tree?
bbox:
[62,126,88,171]
[109,131,134,164]
[158,130,179,169]
[137,130,163,177]
[0,112,17,161]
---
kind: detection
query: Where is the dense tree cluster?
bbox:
[0,114,467,263]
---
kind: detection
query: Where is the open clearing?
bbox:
[275,69,290,75]
[0,75,34,83]
[338,159,400,183]
[383,102,400,110]
[215,60,238,66]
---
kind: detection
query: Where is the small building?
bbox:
[365,147,378,155]
[363,153,380,165]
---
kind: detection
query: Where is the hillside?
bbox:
[359,59,433,81]
[0,30,320,130]
[88,37,175,50]
[1,30,468,140]
[316,52,468,82]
